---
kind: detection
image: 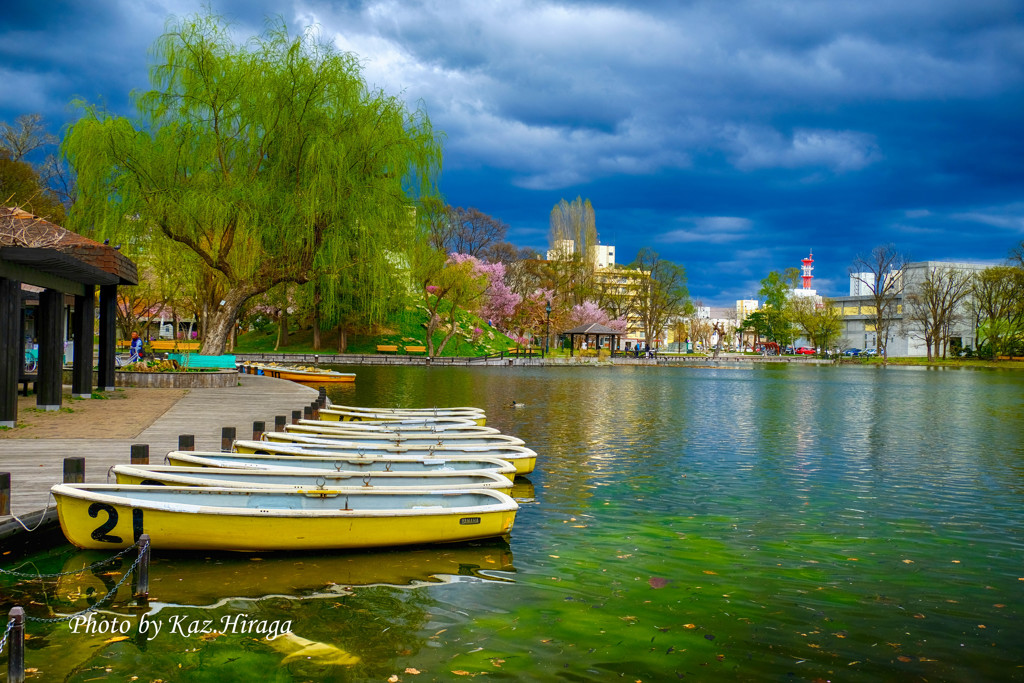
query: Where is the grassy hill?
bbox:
[234,302,522,356]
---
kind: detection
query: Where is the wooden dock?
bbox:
[0,374,318,532]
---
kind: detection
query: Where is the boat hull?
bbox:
[164,451,519,481]
[239,362,355,383]
[112,465,514,494]
[232,440,537,475]
[52,484,517,551]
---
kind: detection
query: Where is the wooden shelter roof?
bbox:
[0,207,138,287]
[563,322,622,336]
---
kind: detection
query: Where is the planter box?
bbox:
[64,369,241,389]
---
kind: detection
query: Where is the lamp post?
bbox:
[545,300,552,358]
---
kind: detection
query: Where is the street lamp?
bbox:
[545,300,552,358]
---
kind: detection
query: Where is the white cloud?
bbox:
[725,126,881,173]
[661,216,753,244]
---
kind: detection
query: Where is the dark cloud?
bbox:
[2,0,1022,304]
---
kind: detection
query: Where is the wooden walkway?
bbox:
[0,374,317,525]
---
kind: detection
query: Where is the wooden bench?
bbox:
[151,340,200,351]
[376,345,399,354]
[404,345,427,354]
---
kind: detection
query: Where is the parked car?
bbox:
[842,348,861,356]
[795,347,816,355]
[862,348,878,356]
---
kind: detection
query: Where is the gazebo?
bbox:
[563,322,624,357]
[0,208,138,427]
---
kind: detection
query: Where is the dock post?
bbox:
[311,401,320,420]
[303,405,312,420]
[178,434,195,452]
[7,606,24,683]
[252,421,265,441]
[130,444,149,465]
[134,534,150,601]
[274,415,286,432]
[221,427,236,452]
[291,410,301,424]
[0,473,9,516]
[63,457,85,483]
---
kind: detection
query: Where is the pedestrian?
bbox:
[129,331,144,363]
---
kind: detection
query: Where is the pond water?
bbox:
[3,363,1023,681]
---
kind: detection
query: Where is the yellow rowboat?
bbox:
[239,362,355,383]
[289,419,498,434]
[164,451,519,482]
[330,404,482,414]
[232,440,537,475]
[52,484,518,551]
[320,408,486,426]
[262,431,526,448]
[111,464,514,494]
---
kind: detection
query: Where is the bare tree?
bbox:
[431,206,508,257]
[0,114,57,162]
[903,265,973,360]
[850,244,909,360]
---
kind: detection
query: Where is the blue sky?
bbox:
[2,0,1022,305]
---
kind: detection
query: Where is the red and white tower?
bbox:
[801,251,814,290]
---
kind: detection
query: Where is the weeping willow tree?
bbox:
[548,197,598,305]
[62,12,442,354]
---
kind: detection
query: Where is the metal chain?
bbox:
[0,541,141,579]
[25,540,150,624]
[0,618,14,654]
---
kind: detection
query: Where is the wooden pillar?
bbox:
[71,285,95,398]
[97,284,117,391]
[36,288,63,411]
[0,277,20,428]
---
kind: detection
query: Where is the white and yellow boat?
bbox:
[262,431,525,448]
[320,407,486,426]
[239,362,355,384]
[288,419,497,435]
[52,484,518,551]
[111,464,514,494]
[232,440,537,475]
[164,451,519,482]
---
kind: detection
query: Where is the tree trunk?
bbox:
[275,311,289,350]
[336,322,347,353]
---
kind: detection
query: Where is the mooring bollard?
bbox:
[311,401,320,420]
[314,354,319,367]
[63,457,85,484]
[8,606,24,683]
[303,405,313,420]
[291,410,302,425]
[130,444,149,465]
[274,415,286,432]
[221,427,236,452]
[0,473,10,516]
[178,434,195,452]
[134,534,151,601]
[253,421,265,441]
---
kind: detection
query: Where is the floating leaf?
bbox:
[684,624,697,629]
[405,668,421,674]
[649,577,669,589]
[901,559,914,564]
[913,614,926,619]
[897,655,913,662]
[388,676,400,682]
[703,570,717,575]
[103,636,129,645]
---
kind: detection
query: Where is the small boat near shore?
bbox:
[111,464,514,494]
[262,430,526,448]
[238,362,355,384]
[288,419,498,435]
[164,451,519,481]
[232,440,537,475]
[52,484,518,551]
[320,407,486,426]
